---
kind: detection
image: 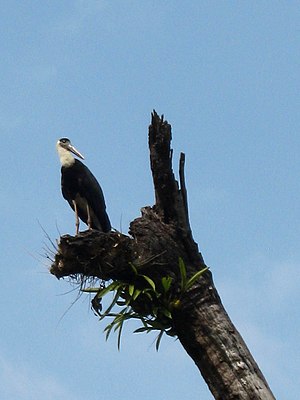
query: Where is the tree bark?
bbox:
[50,111,275,400]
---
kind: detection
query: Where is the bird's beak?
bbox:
[68,144,85,160]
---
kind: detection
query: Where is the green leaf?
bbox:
[100,288,123,318]
[104,322,114,341]
[141,275,156,291]
[129,262,138,275]
[144,319,165,330]
[132,288,142,300]
[159,307,172,319]
[117,322,123,350]
[178,257,187,290]
[155,330,164,351]
[134,327,151,334]
[161,276,172,293]
[128,284,135,297]
[184,267,209,291]
[143,290,154,301]
[81,287,99,293]
[96,281,122,299]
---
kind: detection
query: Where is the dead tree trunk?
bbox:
[50,111,275,400]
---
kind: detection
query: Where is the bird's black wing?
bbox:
[75,160,111,232]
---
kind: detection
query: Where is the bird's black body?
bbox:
[61,159,111,232]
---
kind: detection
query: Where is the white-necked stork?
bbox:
[56,138,111,234]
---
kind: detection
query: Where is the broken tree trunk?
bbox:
[50,111,275,400]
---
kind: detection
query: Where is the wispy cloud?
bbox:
[0,354,79,400]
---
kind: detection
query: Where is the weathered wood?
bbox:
[50,111,275,400]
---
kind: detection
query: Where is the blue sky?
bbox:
[1,1,299,399]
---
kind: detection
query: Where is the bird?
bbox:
[56,138,111,234]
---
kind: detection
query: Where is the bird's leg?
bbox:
[86,204,92,230]
[72,200,80,235]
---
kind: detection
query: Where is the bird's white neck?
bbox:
[56,144,75,167]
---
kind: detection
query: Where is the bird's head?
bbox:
[56,138,85,166]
